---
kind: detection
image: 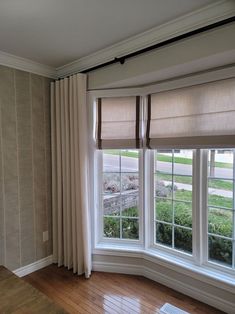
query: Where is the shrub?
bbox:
[155,181,232,262]
[208,236,232,266]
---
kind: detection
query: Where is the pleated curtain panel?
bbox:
[51,74,91,278]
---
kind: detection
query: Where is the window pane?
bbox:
[174,187,192,202]
[156,151,173,174]
[156,222,172,247]
[122,218,139,239]
[208,235,232,267]
[121,150,139,172]
[155,177,173,198]
[121,194,139,217]
[121,173,139,192]
[208,179,233,208]
[174,201,192,228]
[103,217,120,238]
[173,150,192,176]
[102,149,139,241]
[103,195,120,216]
[155,198,172,223]
[103,173,120,194]
[174,227,192,253]
[154,149,193,254]
[173,174,192,186]
[208,207,233,238]
[103,150,120,172]
[208,178,233,192]
[208,150,233,179]
[207,149,234,269]
[208,190,233,209]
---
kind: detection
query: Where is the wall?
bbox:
[0,65,52,270]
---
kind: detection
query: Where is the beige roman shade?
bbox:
[96,96,141,149]
[147,78,235,149]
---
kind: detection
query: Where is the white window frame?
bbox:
[96,148,144,247]
[148,149,195,263]
[201,149,235,276]
[148,148,235,276]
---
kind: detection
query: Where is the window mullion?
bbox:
[146,150,155,248]
[98,150,104,244]
[201,149,209,265]
[172,150,175,250]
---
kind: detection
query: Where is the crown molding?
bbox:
[0,1,234,79]
[57,0,235,78]
[0,50,56,78]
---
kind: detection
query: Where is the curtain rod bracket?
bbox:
[115,57,126,65]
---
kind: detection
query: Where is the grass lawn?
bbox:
[105,150,139,158]
[156,153,232,169]
[156,172,233,191]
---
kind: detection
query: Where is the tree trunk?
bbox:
[210,150,215,177]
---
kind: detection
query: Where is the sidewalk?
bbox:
[163,181,232,198]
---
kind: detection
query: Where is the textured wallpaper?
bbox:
[0,65,52,270]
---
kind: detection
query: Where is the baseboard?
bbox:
[13,255,53,277]
[92,261,235,314]
[93,261,142,275]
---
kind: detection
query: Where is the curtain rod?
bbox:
[79,16,235,74]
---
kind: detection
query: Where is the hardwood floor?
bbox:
[24,265,224,314]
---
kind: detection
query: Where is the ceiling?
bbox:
[0,0,215,67]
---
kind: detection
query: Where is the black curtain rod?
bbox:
[80,16,235,74]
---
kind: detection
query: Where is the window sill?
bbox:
[93,244,235,292]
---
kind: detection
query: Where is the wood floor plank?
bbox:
[23,264,225,314]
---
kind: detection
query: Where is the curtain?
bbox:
[51,74,91,278]
[96,96,142,149]
[147,78,235,148]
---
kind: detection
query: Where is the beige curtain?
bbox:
[51,74,91,278]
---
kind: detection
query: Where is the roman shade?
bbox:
[96,96,141,149]
[147,78,235,149]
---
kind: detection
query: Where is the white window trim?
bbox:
[148,149,195,263]
[88,66,235,290]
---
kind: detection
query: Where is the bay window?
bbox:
[93,77,235,282]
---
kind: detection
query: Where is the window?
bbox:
[93,77,235,282]
[101,149,140,240]
[98,147,235,273]
[207,149,235,268]
[154,149,193,254]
